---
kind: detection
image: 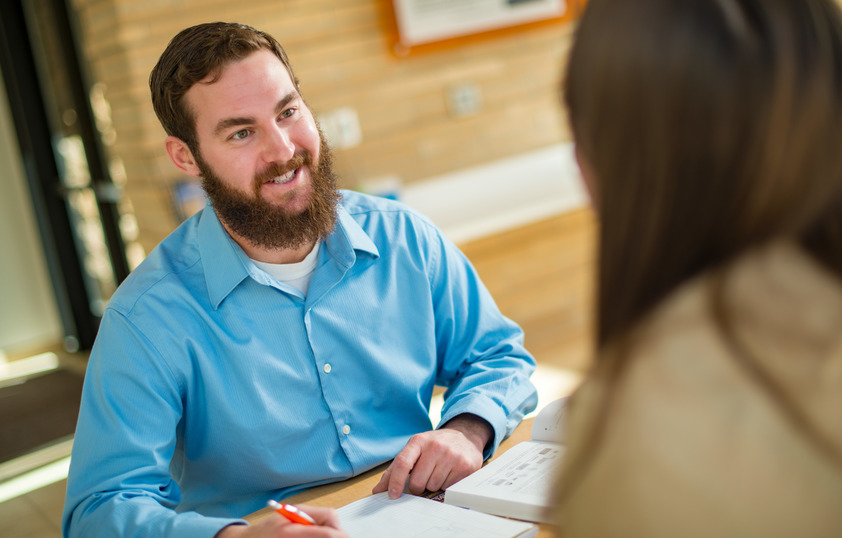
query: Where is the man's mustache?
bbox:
[253,151,312,187]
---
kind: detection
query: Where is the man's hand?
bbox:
[215,505,347,537]
[372,414,493,499]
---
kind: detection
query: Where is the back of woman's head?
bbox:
[564,0,842,347]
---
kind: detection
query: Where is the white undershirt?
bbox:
[251,240,321,296]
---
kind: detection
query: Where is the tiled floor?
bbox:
[0,479,65,538]
[0,351,88,537]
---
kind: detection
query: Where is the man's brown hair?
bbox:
[149,22,299,154]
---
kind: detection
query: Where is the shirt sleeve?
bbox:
[61,310,243,538]
[426,227,539,458]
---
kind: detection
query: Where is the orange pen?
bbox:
[267,499,317,525]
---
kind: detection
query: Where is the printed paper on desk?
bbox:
[337,492,537,538]
[443,397,567,524]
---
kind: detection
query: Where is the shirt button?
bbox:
[342,425,351,435]
[323,363,332,374]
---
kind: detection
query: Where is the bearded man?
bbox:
[63,22,537,538]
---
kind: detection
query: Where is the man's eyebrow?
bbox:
[212,92,300,136]
[274,92,298,115]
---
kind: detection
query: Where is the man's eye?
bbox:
[232,129,250,140]
[280,108,295,119]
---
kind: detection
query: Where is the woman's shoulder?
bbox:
[559,242,842,537]
[635,241,842,389]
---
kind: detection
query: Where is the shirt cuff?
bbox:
[438,394,511,460]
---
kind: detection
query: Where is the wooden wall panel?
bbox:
[69,0,578,253]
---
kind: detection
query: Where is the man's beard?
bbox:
[197,136,340,251]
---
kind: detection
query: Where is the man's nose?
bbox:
[262,126,295,163]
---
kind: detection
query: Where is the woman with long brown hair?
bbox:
[555,0,842,535]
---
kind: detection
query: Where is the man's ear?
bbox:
[165,136,201,177]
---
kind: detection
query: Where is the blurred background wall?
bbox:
[68,0,578,252]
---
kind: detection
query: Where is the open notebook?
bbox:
[336,492,537,537]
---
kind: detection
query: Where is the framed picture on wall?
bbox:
[391,0,571,51]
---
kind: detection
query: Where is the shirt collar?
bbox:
[197,197,380,309]
[323,203,380,267]
[197,204,251,309]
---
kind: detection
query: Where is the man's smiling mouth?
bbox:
[266,168,297,184]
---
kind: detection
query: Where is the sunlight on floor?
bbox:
[0,352,71,503]
[0,456,70,504]
[0,352,59,387]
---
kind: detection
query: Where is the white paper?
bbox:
[337,492,537,538]
[531,396,568,443]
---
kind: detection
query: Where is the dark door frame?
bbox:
[0,0,130,351]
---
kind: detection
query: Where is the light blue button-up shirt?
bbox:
[63,190,537,537]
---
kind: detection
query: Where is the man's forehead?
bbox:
[185,50,300,125]
[196,48,293,87]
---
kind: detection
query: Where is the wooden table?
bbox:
[245,417,556,537]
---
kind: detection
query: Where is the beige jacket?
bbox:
[557,243,842,537]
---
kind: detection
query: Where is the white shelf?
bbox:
[402,142,586,244]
